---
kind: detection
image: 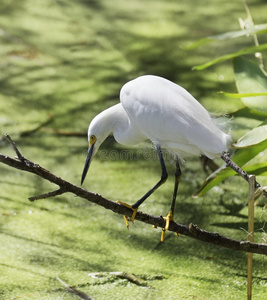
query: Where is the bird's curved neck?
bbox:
[101,104,146,146]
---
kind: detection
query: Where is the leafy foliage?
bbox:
[187,23,267,50]
[193,43,267,71]
[193,26,267,196]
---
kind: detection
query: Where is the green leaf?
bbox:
[194,162,267,197]
[193,43,267,70]
[187,24,267,50]
[193,167,235,197]
[231,139,267,166]
[219,91,267,98]
[194,139,267,197]
[233,57,267,114]
[234,119,267,148]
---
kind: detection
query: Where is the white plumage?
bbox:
[119,75,230,158]
[81,75,233,241]
[87,75,230,159]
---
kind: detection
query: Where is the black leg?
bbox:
[170,158,182,213]
[220,152,261,188]
[132,144,168,209]
[160,158,181,242]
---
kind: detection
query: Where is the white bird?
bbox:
[81,75,259,241]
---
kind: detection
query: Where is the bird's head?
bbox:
[81,110,113,185]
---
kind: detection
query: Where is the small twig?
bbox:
[116,272,151,287]
[241,1,265,71]
[247,175,255,300]
[0,115,54,144]
[5,134,25,161]
[220,152,261,188]
[20,113,54,137]
[88,272,150,287]
[200,155,219,174]
[57,277,94,300]
[40,127,87,137]
[28,187,67,201]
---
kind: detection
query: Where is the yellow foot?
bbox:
[117,201,138,229]
[161,210,178,242]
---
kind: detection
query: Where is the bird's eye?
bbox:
[89,135,97,146]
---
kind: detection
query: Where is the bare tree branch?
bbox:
[28,187,67,201]
[0,135,267,255]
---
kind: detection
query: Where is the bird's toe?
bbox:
[117,201,138,228]
[161,210,177,242]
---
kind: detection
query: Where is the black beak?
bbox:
[81,143,95,185]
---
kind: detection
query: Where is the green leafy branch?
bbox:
[195,57,267,196]
[190,4,267,197]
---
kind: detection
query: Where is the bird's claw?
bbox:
[122,215,130,229]
[161,210,178,242]
[117,201,138,228]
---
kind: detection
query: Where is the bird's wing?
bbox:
[120,75,230,158]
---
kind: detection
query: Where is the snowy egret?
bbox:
[81,75,259,241]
